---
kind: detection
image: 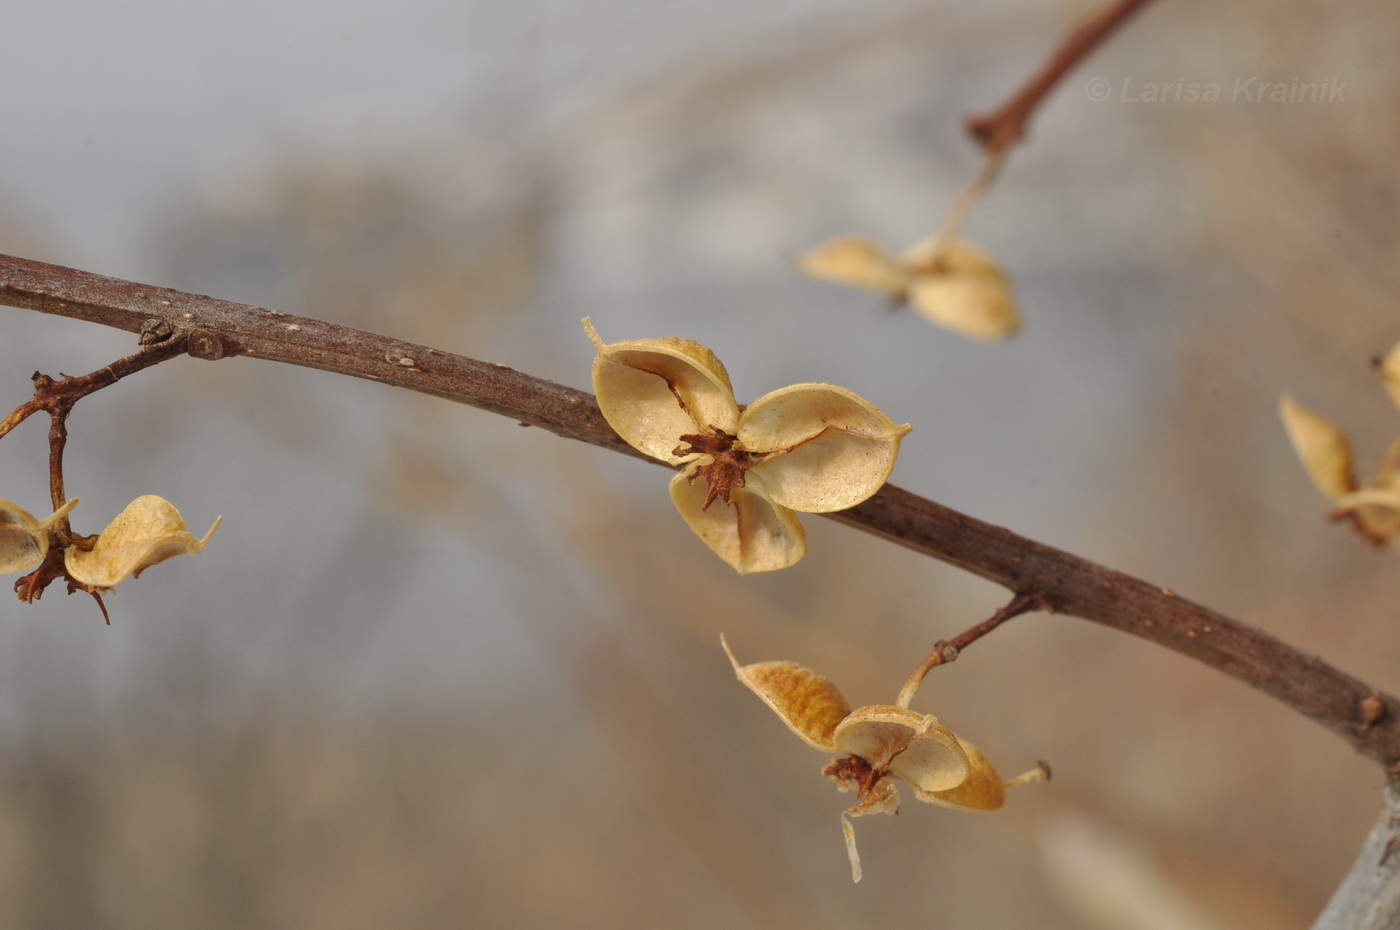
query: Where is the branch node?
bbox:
[1362,693,1389,730]
[138,318,174,345]
[187,329,231,361]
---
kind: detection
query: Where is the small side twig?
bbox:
[2,332,190,621]
[3,336,190,508]
[0,335,190,444]
[964,0,1156,153]
[932,0,1154,260]
[930,145,1009,263]
[896,592,1044,709]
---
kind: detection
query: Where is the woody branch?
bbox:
[2,252,1396,772]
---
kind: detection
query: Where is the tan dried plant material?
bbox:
[1383,342,1400,413]
[723,636,1047,881]
[0,498,77,574]
[800,237,914,296]
[586,319,910,573]
[65,495,221,592]
[1333,486,1400,546]
[1279,394,1356,501]
[1280,345,1400,548]
[802,235,1021,342]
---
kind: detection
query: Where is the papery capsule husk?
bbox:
[903,239,1021,342]
[723,636,849,750]
[65,495,220,590]
[1279,394,1356,501]
[801,236,914,296]
[909,736,1007,810]
[1333,487,1400,541]
[585,318,740,464]
[833,705,969,792]
[671,467,806,574]
[738,383,911,513]
[0,498,77,574]
[1382,342,1400,413]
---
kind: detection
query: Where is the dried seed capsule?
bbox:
[65,495,220,591]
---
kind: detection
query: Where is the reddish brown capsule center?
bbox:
[674,427,765,511]
[821,754,885,799]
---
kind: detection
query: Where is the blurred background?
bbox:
[2,0,1398,926]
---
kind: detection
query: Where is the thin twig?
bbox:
[931,0,1154,266]
[2,335,190,621]
[2,252,1398,771]
[929,146,1009,263]
[0,338,190,445]
[965,0,1156,153]
[895,592,1043,709]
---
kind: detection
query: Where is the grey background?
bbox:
[1,0,1397,926]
